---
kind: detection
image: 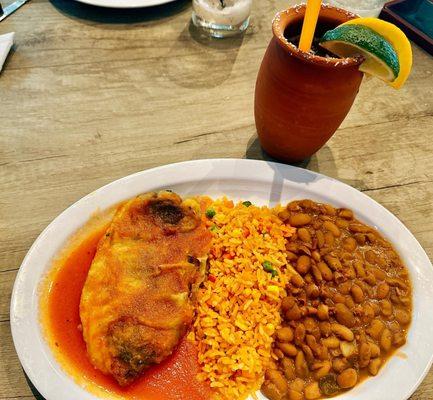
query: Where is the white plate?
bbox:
[74,0,176,9]
[11,158,433,400]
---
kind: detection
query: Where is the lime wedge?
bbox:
[342,18,412,89]
[320,24,400,83]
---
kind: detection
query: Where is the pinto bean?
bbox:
[319,321,331,337]
[291,274,305,288]
[335,303,355,327]
[364,272,377,286]
[376,282,390,299]
[337,368,358,389]
[370,267,386,281]
[281,357,296,380]
[371,302,381,316]
[290,378,305,393]
[336,219,349,229]
[288,389,304,400]
[359,342,371,368]
[316,230,325,248]
[324,255,342,271]
[354,233,367,245]
[339,209,354,219]
[311,360,332,379]
[368,358,382,376]
[380,299,393,317]
[367,232,378,244]
[266,369,288,394]
[333,292,346,304]
[317,262,333,281]
[324,231,335,246]
[295,351,309,378]
[395,309,411,325]
[332,357,350,373]
[285,305,302,321]
[351,284,364,303]
[311,250,321,262]
[369,342,381,358]
[303,317,319,333]
[305,382,321,399]
[298,228,312,243]
[344,264,357,280]
[322,336,340,349]
[261,382,283,400]
[274,348,285,359]
[311,265,323,283]
[322,204,337,216]
[290,213,312,226]
[342,237,357,252]
[278,208,291,221]
[277,342,298,357]
[340,341,357,358]
[362,303,376,323]
[331,324,354,341]
[302,344,315,364]
[354,260,366,277]
[365,250,377,264]
[345,296,356,309]
[294,324,306,344]
[393,331,406,347]
[306,283,320,299]
[323,221,341,237]
[281,296,296,312]
[317,303,329,321]
[380,328,392,352]
[338,281,352,295]
[349,224,370,233]
[299,199,316,209]
[305,335,320,356]
[387,277,408,290]
[367,319,385,340]
[276,327,294,342]
[297,256,311,275]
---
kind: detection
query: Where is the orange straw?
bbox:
[298,0,322,52]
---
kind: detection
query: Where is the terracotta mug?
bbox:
[254,5,363,163]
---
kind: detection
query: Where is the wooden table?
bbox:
[1,0,432,398]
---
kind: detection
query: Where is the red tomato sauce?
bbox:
[46,227,212,400]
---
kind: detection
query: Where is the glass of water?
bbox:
[192,0,252,38]
[326,0,388,17]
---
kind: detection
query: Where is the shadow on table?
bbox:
[245,135,366,191]
[188,20,247,50]
[244,136,320,204]
[50,0,190,24]
[245,136,312,169]
[163,20,247,89]
[25,372,46,400]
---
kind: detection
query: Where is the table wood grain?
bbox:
[1,0,432,398]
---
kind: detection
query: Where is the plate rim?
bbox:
[73,0,177,9]
[10,158,433,400]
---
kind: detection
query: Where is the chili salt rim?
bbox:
[272,4,363,68]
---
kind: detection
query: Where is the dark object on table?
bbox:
[380,0,433,55]
[0,0,30,22]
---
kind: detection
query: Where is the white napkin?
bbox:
[0,32,14,72]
